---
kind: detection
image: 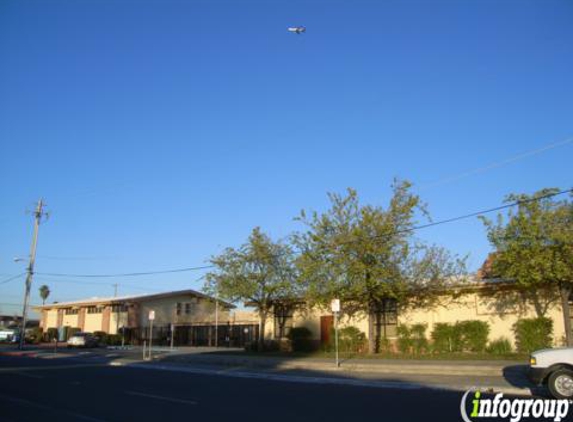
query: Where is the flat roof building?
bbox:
[34,289,258,347]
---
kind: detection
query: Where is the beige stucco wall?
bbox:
[109,311,128,335]
[400,290,566,347]
[84,313,103,333]
[62,314,78,328]
[264,288,568,348]
[138,294,230,327]
[45,310,58,329]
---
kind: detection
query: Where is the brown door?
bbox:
[320,315,334,345]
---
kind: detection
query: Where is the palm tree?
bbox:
[39,285,50,305]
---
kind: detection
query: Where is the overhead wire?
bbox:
[0,273,26,285]
[419,136,573,190]
[36,265,214,279]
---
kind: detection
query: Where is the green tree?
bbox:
[295,181,465,353]
[205,227,300,350]
[481,188,573,346]
[39,284,50,305]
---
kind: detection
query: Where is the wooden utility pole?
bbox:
[19,199,48,350]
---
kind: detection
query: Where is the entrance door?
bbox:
[320,315,334,345]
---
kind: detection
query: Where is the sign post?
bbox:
[148,310,155,360]
[331,299,340,367]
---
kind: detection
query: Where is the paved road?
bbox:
[0,356,547,422]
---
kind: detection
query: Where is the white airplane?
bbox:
[287,26,306,34]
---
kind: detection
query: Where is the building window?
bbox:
[64,308,79,315]
[185,303,191,315]
[176,303,182,316]
[87,306,102,314]
[274,304,294,339]
[111,304,127,313]
[380,299,398,338]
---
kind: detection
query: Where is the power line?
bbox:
[33,277,158,290]
[325,187,573,248]
[0,273,26,285]
[420,137,573,190]
[24,187,573,279]
[36,265,214,279]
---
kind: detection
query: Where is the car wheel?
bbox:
[548,369,573,399]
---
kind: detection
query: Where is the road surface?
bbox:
[0,355,540,422]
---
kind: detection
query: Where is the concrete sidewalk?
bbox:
[144,350,524,377]
[0,344,526,377]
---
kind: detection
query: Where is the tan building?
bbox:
[258,278,571,350]
[35,289,259,347]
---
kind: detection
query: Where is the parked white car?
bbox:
[0,328,18,343]
[529,347,573,399]
[67,332,99,348]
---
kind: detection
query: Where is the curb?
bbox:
[157,355,508,376]
[0,351,40,357]
[109,360,533,397]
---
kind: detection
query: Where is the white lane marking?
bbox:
[124,390,197,405]
[0,392,110,422]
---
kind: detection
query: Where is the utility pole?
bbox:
[19,199,48,350]
[215,297,219,348]
[113,283,118,297]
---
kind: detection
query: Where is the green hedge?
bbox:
[486,337,513,355]
[397,324,429,354]
[430,321,490,353]
[513,318,553,353]
[328,326,367,353]
[45,328,59,342]
[287,327,314,352]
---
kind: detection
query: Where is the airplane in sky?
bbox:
[287,26,306,34]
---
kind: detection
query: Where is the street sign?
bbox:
[148,310,155,321]
[331,299,340,313]
[331,299,341,368]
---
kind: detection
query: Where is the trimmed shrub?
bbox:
[397,325,413,354]
[288,327,314,352]
[106,334,122,346]
[486,337,513,355]
[410,323,429,354]
[457,320,490,352]
[338,326,367,353]
[513,317,553,353]
[93,331,108,344]
[431,321,490,353]
[26,327,43,344]
[46,328,59,342]
[431,323,460,353]
[398,324,429,354]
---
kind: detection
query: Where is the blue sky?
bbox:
[1,0,572,315]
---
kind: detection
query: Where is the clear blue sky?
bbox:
[1,0,572,315]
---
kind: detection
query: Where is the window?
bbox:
[64,308,79,315]
[176,302,182,316]
[274,304,294,339]
[87,306,102,314]
[380,299,398,338]
[185,303,191,315]
[111,304,127,313]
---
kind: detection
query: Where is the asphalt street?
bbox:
[0,356,550,422]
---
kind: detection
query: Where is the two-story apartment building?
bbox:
[34,289,259,347]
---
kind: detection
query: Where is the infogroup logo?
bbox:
[460,389,571,422]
